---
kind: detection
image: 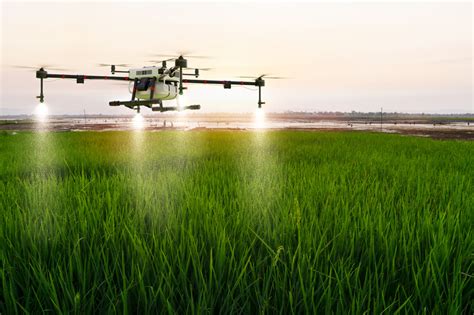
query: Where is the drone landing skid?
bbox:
[109,99,161,108]
[152,105,201,112]
[109,99,200,112]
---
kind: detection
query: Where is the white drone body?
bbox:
[129,67,179,101]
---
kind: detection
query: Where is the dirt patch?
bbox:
[393,128,474,140]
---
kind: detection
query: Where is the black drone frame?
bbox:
[35,56,266,112]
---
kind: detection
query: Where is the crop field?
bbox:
[0,130,473,314]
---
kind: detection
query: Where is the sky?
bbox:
[1,1,472,115]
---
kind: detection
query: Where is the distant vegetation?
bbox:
[0,120,33,125]
[1,131,472,313]
[277,112,474,123]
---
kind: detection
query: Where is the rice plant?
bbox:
[1,130,472,314]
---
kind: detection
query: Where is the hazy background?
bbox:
[1,1,472,115]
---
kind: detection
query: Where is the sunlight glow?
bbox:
[132,113,144,129]
[177,94,187,115]
[35,103,48,121]
[254,108,266,129]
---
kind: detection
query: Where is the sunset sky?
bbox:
[1,1,472,115]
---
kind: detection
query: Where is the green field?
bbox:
[1,130,473,314]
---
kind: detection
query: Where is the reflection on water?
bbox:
[65,117,474,131]
[2,115,473,136]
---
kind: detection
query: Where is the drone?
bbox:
[33,55,283,113]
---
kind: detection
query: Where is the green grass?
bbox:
[0,130,473,314]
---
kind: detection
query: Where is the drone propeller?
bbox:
[151,52,212,59]
[185,67,212,71]
[147,58,176,69]
[147,58,175,64]
[237,74,288,79]
[97,63,132,72]
[97,63,131,67]
[11,64,72,71]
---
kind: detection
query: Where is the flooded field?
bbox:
[1,113,473,140]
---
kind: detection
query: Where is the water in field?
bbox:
[1,114,472,140]
[2,115,472,130]
[63,117,474,131]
